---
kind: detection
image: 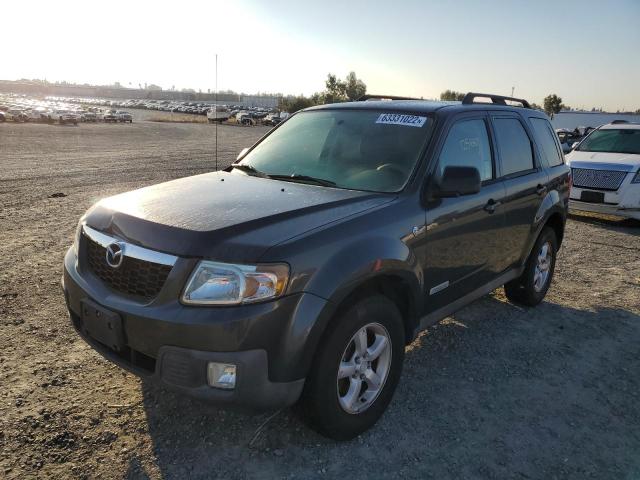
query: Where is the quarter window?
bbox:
[438,119,493,181]
[530,118,564,167]
[493,118,534,176]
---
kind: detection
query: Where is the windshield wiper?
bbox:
[268,174,337,187]
[230,163,269,178]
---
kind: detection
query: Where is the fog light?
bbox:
[207,362,236,389]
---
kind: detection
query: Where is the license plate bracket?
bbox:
[80,299,125,352]
[580,190,605,203]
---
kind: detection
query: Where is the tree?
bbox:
[440,90,465,101]
[278,71,368,112]
[279,95,317,113]
[344,72,367,101]
[321,72,367,103]
[543,94,564,115]
[323,73,347,104]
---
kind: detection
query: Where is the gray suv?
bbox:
[62,93,570,439]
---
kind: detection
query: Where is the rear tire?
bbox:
[504,227,558,306]
[299,295,405,440]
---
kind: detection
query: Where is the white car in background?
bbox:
[116,111,133,123]
[49,110,79,125]
[566,122,640,220]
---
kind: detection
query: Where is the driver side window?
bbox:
[438,119,493,182]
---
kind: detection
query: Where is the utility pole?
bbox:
[215,53,218,172]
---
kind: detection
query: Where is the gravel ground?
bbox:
[0,121,639,479]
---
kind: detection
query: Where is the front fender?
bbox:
[268,235,423,382]
[302,235,422,306]
[260,196,426,380]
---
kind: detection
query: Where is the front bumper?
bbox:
[569,184,640,220]
[569,199,640,220]
[62,247,327,409]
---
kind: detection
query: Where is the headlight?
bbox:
[181,261,289,305]
[632,169,640,184]
[72,220,84,256]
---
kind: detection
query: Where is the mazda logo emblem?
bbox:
[105,242,125,268]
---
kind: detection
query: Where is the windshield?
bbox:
[236,109,433,193]
[577,128,640,155]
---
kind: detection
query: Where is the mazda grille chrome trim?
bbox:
[105,242,125,268]
[82,225,178,266]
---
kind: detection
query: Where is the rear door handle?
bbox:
[536,184,548,195]
[483,199,500,213]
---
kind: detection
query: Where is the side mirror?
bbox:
[434,166,481,197]
[236,147,249,161]
[571,142,580,150]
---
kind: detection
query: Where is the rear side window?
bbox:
[530,118,564,166]
[438,119,493,181]
[493,118,534,176]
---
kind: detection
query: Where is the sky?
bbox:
[3,0,640,111]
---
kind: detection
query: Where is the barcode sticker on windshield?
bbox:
[376,113,427,128]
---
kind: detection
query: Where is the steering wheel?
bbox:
[376,163,407,178]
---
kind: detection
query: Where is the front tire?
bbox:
[299,295,405,440]
[504,227,558,306]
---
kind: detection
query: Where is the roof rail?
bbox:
[357,94,420,102]
[462,92,531,109]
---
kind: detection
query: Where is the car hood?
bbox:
[85,171,393,262]
[566,150,640,169]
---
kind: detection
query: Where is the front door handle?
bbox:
[483,198,500,213]
[536,184,548,196]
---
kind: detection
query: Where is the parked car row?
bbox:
[0,95,134,125]
[48,95,289,126]
[52,95,279,117]
[206,109,290,126]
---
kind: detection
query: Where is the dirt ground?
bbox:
[1,120,639,479]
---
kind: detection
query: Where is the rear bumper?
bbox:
[61,247,328,409]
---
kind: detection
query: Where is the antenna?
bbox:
[215,53,218,172]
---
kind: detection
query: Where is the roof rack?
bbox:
[462,92,531,109]
[358,94,420,102]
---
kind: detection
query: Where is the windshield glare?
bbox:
[577,128,640,154]
[237,110,433,193]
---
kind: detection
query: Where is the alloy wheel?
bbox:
[336,322,392,414]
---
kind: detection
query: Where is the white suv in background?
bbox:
[566,122,640,220]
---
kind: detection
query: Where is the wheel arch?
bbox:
[544,211,565,247]
[303,268,422,370]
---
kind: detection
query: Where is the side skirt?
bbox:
[415,267,524,334]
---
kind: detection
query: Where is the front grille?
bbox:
[86,237,172,301]
[571,168,628,191]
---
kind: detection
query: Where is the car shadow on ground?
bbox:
[129,295,640,479]
[568,211,640,235]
